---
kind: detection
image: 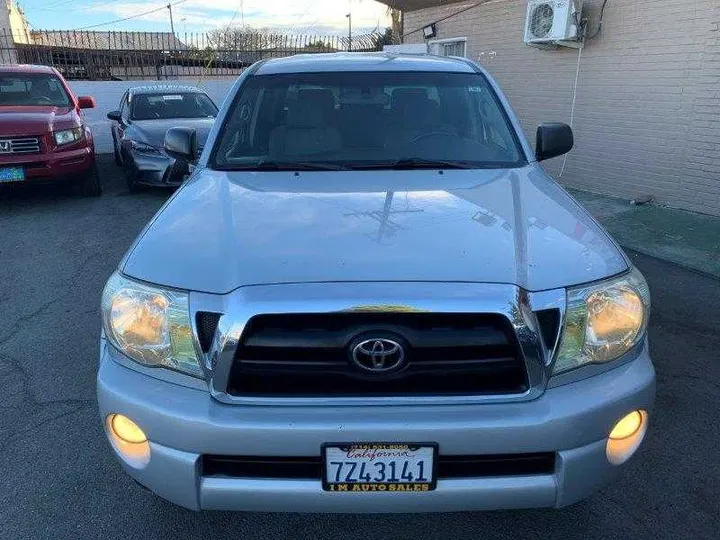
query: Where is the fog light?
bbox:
[106,414,150,468]
[110,414,147,443]
[606,410,648,465]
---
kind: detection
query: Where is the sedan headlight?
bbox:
[553,267,650,374]
[130,140,162,155]
[54,127,83,145]
[101,272,202,377]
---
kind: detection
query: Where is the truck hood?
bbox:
[0,106,78,136]
[122,164,628,293]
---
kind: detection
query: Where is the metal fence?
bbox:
[0,29,393,81]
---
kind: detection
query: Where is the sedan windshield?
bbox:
[0,73,71,107]
[131,92,217,121]
[212,71,524,170]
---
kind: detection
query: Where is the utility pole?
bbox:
[167,4,175,36]
[346,12,352,51]
[344,192,423,244]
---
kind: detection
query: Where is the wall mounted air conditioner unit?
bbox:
[524,0,583,47]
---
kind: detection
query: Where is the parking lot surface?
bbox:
[0,156,718,540]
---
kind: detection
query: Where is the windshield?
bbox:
[0,73,71,107]
[131,92,218,121]
[212,71,524,170]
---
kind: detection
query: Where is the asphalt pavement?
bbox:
[0,156,718,540]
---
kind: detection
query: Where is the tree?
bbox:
[388,7,402,43]
[373,27,396,49]
[305,39,332,51]
[207,27,285,54]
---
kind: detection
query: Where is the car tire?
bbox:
[79,162,102,197]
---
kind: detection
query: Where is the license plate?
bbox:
[322,443,437,492]
[0,167,24,183]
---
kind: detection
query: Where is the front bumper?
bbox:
[97,344,656,513]
[0,145,93,183]
[126,151,189,187]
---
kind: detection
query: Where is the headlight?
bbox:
[553,267,650,374]
[101,272,202,377]
[131,140,162,155]
[54,127,83,145]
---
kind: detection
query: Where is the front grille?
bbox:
[196,312,221,353]
[227,313,528,398]
[0,137,41,155]
[536,308,561,351]
[201,453,556,480]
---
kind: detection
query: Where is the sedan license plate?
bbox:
[322,443,437,492]
[0,167,24,183]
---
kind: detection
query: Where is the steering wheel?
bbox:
[409,128,456,144]
[35,96,53,104]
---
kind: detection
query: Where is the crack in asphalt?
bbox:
[0,350,96,458]
[0,402,94,452]
[0,351,96,453]
[0,353,94,409]
[70,251,104,283]
[0,294,70,349]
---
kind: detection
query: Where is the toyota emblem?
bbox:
[351,338,406,373]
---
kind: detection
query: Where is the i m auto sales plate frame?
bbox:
[321,442,439,493]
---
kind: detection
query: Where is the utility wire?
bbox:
[399,0,496,38]
[74,0,187,31]
[559,45,583,178]
[32,0,78,11]
[587,0,609,39]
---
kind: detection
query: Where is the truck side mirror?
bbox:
[106,110,121,122]
[536,123,574,161]
[164,127,198,162]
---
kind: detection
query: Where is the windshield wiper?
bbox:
[220,160,348,172]
[347,158,476,170]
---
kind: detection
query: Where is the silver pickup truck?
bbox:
[98,53,655,513]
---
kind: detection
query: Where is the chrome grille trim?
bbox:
[227,313,528,397]
[0,137,42,155]
[189,282,567,407]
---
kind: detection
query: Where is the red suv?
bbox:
[0,65,101,196]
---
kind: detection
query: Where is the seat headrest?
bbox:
[392,89,439,127]
[287,89,335,128]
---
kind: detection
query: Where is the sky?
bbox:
[17,0,391,34]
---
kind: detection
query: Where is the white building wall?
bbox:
[403,0,720,216]
[0,0,18,63]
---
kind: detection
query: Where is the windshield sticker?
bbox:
[162,94,184,101]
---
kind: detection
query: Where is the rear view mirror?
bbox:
[78,96,96,109]
[106,110,121,122]
[536,123,573,162]
[164,127,197,162]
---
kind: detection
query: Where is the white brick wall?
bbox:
[404,0,720,216]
